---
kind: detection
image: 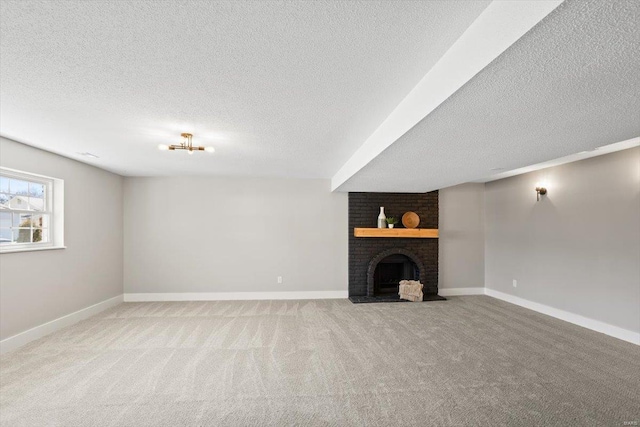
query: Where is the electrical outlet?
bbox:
[513,279,518,288]
[277,276,283,284]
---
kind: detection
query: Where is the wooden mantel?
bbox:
[354,228,439,238]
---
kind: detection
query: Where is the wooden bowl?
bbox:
[402,211,420,229]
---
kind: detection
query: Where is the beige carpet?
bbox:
[1,296,638,426]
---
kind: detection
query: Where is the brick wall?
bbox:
[348,192,439,296]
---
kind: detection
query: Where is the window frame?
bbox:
[0,167,64,254]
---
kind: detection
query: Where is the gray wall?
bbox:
[485,147,640,333]
[124,177,348,294]
[439,183,485,290]
[0,137,124,340]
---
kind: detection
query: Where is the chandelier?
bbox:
[158,133,214,154]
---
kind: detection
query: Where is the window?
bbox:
[0,168,64,253]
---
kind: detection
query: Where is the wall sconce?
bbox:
[535,184,547,201]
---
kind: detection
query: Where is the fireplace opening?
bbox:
[373,254,419,295]
[366,248,427,298]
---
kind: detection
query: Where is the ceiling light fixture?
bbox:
[158,133,214,155]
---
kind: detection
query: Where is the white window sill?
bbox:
[0,245,66,254]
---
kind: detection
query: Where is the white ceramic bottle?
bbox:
[378,207,386,228]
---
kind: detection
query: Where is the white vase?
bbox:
[388,224,395,229]
[378,207,386,228]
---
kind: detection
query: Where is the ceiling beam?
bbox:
[331,0,564,192]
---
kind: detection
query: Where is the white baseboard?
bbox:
[124,290,348,302]
[0,294,124,355]
[438,287,485,296]
[485,288,640,346]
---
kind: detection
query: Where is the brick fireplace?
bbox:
[348,192,439,302]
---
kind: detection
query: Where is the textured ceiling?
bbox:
[330,0,563,190]
[0,0,490,177]
[336,0,640,192]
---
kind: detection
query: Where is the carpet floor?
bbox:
[1,296,638,426]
